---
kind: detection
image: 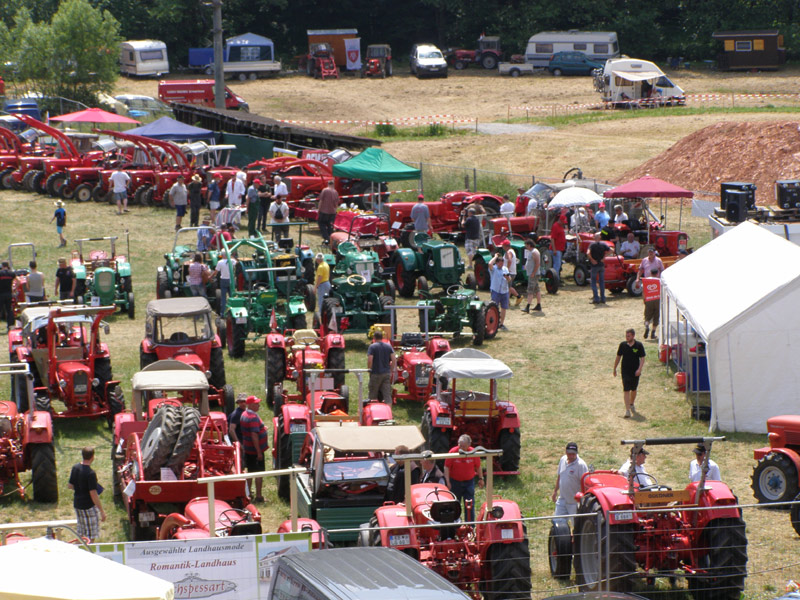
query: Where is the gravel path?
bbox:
[461,122,555,135]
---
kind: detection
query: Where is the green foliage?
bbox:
[375,123,397,136]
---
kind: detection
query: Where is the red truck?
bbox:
[158,79,249,111]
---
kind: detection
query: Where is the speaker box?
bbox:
[721,181,756,210]
[725,191,747,223]
[776,180,800,210]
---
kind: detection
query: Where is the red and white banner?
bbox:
[345,38,361,71]
[642,277,661,302]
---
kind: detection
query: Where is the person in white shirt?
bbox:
[689,444,721,482]
[619,448,655,487]
[109,167,130,215]
[214,251,235,314]
[499,194,515,219]
[613,204,629,224]
[269,195,290,240]
[225,174,246,207]
[273,175,288,200]
[551,442,589,525]
[620,232,641,259]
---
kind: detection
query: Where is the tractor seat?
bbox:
[401,332,424,347]
[169,332,190,343]
[89,250,108,261]
[292,344,320,352]
[292,329,319,346]
[429,499,461,524]
[278,238,294,250]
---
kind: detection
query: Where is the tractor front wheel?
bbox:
[31,170,46,194]
[226,316,247,358]
[222,384,235,416]
[327,347,345,389]
[498,428,521,472]
[626,275,643,297]
[141,404,182,480]
[472,305,486,346]
[484,302,500,339]
[379,295,393,323]
[275,413,291,500]
[108,385,125,425]
[31,443,58,503]
[394,257,416,298]
[791,493,800,537]
[384,277,396,300]
[548,520,573,579]
[421,409,450,469]
[574,265,589,286]
[302,283,316,312]
[545,268,560,294]
[46,173,66,197]
[74,183,93,203]
[0,168,14,190]
[127,292,135,319]
[474,257,491,290]
[483,541,532,600]
[752,452,798,503]
[156,271,168,299]
[417,276,429,294]
[266,346,286,408]
[209,347,227,388]
[688,518,748,600]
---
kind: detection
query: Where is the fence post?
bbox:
[473,168,477,192]
[419,162,424,194]
[507,105,510,123]
[603,512,610,591]
[475,118,478,133]
[464,173,470,190]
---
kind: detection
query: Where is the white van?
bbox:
[598,58,685,106]
[119,40,170,77]
[525,31,619,67]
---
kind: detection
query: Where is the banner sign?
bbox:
[93,532,311,600]
[344,38,361,70]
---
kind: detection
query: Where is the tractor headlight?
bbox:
[428,260,434,268]
[291,370,299,379]
[205,370,212,378]
[92,378,100,388]
[490,506,505,519]
[59,380,67,389]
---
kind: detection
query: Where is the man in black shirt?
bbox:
[0,261,15,330]
[67,447,106,542]
[588,233,610,304]
[54,258,76,302]
[613,328,646,418]
[462,207,482,270]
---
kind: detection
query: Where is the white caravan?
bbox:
[597,58,685,106]
[119,40,170,77]
[525,31,619,67]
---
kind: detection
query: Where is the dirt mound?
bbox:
[621,120,800,204]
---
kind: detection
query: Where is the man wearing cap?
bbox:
[594,202,610,229]
[588,232,610,304]
[367,329,395,404]
[317,180,339,245]
[169,175,188,231]
[188,173,204,227]
[109,165,130,216]
[239,396,269,502]
[619,448,655,487]
[245,178,260,238]
[314,253,330,316]
[444,434,483,522]
[410,194,430,233]
[552,442,589,524]
[501,239,522,306]
[462,207,482,270]
[54,258,76,302]
[550,214,567,275]
[689,444,721,482]
[614,328,646,418]
[227,393,248,446]
[489,253,512,330]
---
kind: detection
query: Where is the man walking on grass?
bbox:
[613,328,646,418]
[67,447,106,543]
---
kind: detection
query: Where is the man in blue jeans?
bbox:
[588,233,610,304]
[489,253,512,331]
[444,434,484,522]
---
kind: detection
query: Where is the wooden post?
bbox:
[207,480,216,538]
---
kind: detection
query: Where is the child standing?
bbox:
[50,200,67,247]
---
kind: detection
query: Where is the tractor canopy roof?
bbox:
[433,348,513,380]
[132,360,209,391]
[146,297,212,318]
[316,425,424,453]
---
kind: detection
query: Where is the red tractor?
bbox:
[9,304,124,423]
[6,242,37,321]
[752,415,800,504]
[361,447,531,599]
[1,362,57,503]
[362,44,393,78]
[140,298,234,414]
[393,332,451,403]
[112,360,248,540]
[0,125,55,189]
[566,437,747,598]
[306,43,339,79]
[158,497,262,540]
[421,348,521,475]
[448,36,502,70]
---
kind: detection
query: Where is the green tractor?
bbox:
[72,235,135,319]
[156,227,221,310]
[317,241,395,335]
[393,233,475,298]
[473,234,560,295]
[417,284,499,346]
[221,234,313,358]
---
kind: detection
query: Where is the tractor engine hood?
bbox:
[57,362,92,397]
[171,352,205,372]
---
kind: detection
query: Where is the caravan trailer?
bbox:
[120,40,170,77]
[597,58,685,107]
[525,31,619,67]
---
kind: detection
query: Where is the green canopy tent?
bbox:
[332,147,420,212]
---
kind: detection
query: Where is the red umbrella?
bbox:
[50,107,140,124]
[603,175,693,199]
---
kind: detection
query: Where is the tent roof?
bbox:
[331,147,420,182]
[433,348,513,380]
[611,70,662,82]
[0,538,174,600]
[661,222,800,340]
[604,175,693,199]
[126,116,213,142]
[226,32,274,47]
[50,108,140,125]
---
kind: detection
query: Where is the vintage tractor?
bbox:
[329,212,398,275]
[112,360,248,540]
[156,227,221,309]
[7,242,36,320]
[361,447,531,599]
[140,298,235,414]
[393,234,470,298]
[570,437,747,599]
[293,424,425,543]
[157,497,262,540]
[416,285,499,346]
[9,305,124,423]
[0,362,57,503]
[361,44,393,78]
[221,234,313,358]
[393,332,451,403]
[306,43,339,79]
[72,235,135,319]
[474,234,560,295]
[448,36,503,70]
[0,125,56,190]
[421,348,521,475]
[751,415,800,504]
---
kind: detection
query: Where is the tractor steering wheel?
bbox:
[425,487,456,506]
[347,274,367,285]
[446,285,471,298]
[634,473,661,489]
[218,508,250,529]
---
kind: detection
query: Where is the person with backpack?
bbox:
[268,194,290,240]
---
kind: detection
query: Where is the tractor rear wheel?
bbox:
[574,496,636,592]
[139,347,157,370]
[752,452,798,503]
[327,347,345,389]
[31,170,46,194]
[222,384,235,416]
[141,404,182,480]
[156,271,168,299]
[0,168,13,190]
[166,406,201,473]
[226,316,246,358]
[574,265,589,286]
[379,295,393,323]
[791,493,800,537]
[482,541,532,600]
[46,173,66,197]
[484,302,500,339]
[31,443,58,503]
[689,518,748,600]
[472,305,486,346]
[544,268,560,294]
[321,297,342,334]
[127,292,135,319]
[498,428,521,472]
[209,346,227,388]
[548,521,573,579]
[265,346,286,408]
[394,256,416,298]
[481,54,499,70]
[464,273,477,290]
[74,183,93,203]
[474,257,491,290]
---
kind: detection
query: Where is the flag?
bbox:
[328,310,338,333]
[344,38,362,70]
[270,308,277,332]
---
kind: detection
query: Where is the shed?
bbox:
[307,29,358,68]
[660,222,800,433]
[712,30,785,71]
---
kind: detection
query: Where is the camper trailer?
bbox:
[525,31,619,67]
[119,40,170,77]
[597,58,685,107]
[188,33,281,80]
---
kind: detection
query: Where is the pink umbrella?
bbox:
[50,107,140,124]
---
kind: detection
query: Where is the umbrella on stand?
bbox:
[50,108,140,131]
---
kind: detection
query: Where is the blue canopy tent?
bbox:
[125,116,215,143]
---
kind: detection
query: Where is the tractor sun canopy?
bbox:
[132,360,209,391]
[432,348,513,380]
[146,297,212,318]
[315,424,424,453]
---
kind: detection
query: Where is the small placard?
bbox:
[90,296,101,307]
[160,468,177,481]
[391,221,402,229]
[358,269,372,283]
[122,480,136,498]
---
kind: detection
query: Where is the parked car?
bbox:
[114,95,172,119]
[410,44,448,78]
[548,51,604,76]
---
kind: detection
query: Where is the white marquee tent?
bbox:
[660,222,800,433]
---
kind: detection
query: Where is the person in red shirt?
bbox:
[239,396,269,502]
[210,224,233,250]
[444,434,484,522]
[550,214,567,276]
